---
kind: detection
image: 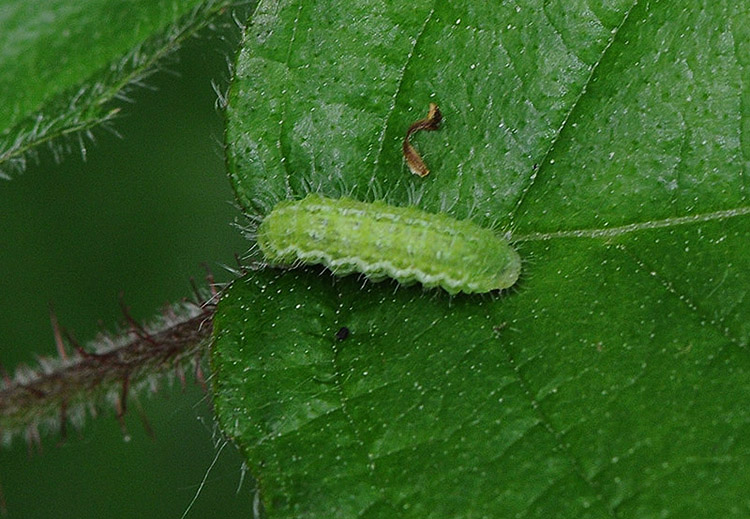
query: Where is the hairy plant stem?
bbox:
[0,299,216,447]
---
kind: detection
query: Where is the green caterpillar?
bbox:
[257,194,520,294]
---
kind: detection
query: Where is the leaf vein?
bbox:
[496,337,617,518]
[510,0,641,225]
[514,205,750,242]
[617,243,747,350]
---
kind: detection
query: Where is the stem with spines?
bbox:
[0,296,216,448]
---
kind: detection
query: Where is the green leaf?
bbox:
[0,0,232,178]
[217,1,750,517]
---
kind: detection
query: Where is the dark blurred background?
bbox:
[0,18,253,519]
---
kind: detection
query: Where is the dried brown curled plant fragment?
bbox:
[402,102,442,177]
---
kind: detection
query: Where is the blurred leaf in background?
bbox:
[0,0,231,178]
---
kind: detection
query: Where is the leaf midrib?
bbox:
[514,205,750,242]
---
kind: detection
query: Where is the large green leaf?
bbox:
[216,1,750,517]
[0,0,232,178]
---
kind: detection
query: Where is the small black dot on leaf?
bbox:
[335,327,350,341]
